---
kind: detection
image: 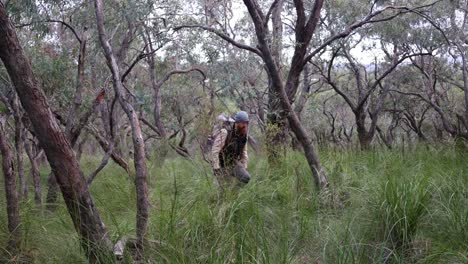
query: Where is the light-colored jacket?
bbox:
[211,128,248,169]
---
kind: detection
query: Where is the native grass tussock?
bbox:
[0,146,466,263]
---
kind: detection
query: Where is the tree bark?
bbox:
[266,0,287,163]
[12,98,27,199]
[25,141,42,204]
[355,110,373,150]
[94,0,149,260]
[242,0,328,189]
[0,121,21,251]
[143,27,167,138]
[0,4,113,261]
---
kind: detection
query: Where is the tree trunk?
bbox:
[144,33,167,138]
[266,0,287,164]
[0,122,21,251]
[460,46,468,133]
[25,142,42,204]
[356,110,373,150]
[0,5,113,261]
[13,108,27,199]
[94,0,149,260]
[242,0,328,189]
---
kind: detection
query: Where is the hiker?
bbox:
[211,111,251,187]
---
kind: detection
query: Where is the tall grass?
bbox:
[0,145,466,263]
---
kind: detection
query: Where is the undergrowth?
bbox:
[0,145,466,263]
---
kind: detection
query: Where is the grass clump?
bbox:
[0,145,466,263]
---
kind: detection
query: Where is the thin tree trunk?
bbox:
[0,5,113,261]
[294,64,312,118]
[76,132,88,161]
[143,27,167,138]
[266,0,287,163]
[459,46,468,132]
[94,0,149,259]
[25,142,41,204]
[13,107,27,199]
[0,122,21,251]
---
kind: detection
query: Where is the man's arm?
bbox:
[211,128,227,169]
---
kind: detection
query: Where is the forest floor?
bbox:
[0,145,467,263]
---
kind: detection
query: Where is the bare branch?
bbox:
[87,143,113,186]
[174,25,262,57]
[155,67,206,88]
[121,42,166,83]
[357,52,432,110]
[304,1,441,65]
[16,19,82,43]
[264,0,281,27]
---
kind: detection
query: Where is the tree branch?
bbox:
[16,19,82,43]
[155,67,206,88]
[356,52,432,111]
[87,143,113,186]
[303,2,441,65]
[174,25,262,57]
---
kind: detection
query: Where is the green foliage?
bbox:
[0,147,467,263]
[375,171,431,252]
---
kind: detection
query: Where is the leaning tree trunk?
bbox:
[242,0,329,189]
[94,0,149,260]
[0,5,113,261]
[0,123,21,251]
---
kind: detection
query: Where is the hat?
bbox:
[234,111,249,123]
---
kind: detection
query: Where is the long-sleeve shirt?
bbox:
[211,128,248,169]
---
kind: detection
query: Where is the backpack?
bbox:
[206,114,234,150]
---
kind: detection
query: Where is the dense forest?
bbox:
[0,0,466,263]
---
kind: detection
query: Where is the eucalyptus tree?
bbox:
[316,41,429,149]
[0,3,114,261]
[389,0,468,141]
[396,53,468,140]
[372,1,468,140]
[93,0,151,259]
[385,63,435,142]
[175,0,327,188]
[443,0,468,133]
[2,0,131,206]
[313,0,440,149]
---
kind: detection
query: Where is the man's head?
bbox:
[234,111,249,136]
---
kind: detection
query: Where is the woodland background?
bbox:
[0,0,466,263]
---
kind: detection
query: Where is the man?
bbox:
[211,111,251,187]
